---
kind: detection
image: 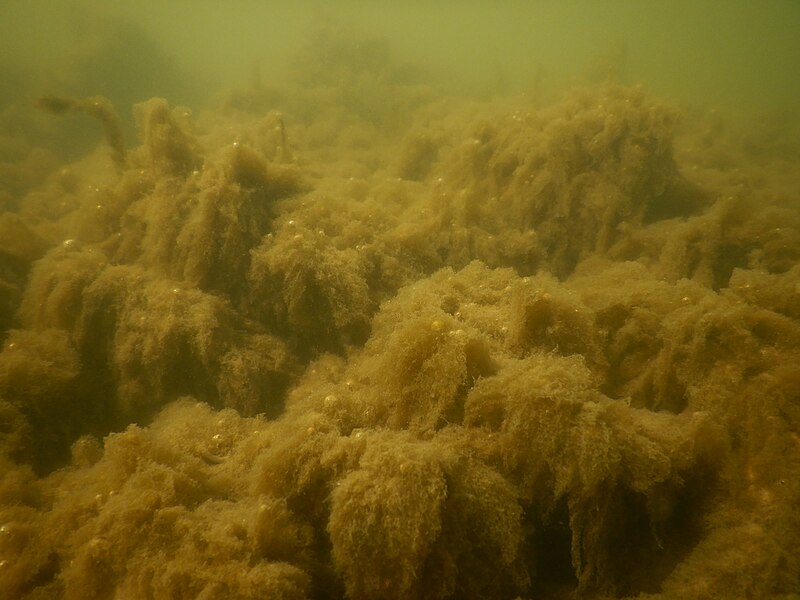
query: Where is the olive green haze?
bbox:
[3,1,800,114]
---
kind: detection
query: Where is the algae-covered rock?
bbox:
[0,400,313,600]
[328,431,448,600]
[248,221,373,356]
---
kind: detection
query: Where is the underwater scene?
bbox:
[1,1,799,598]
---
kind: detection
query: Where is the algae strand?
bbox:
[36,94,127,172]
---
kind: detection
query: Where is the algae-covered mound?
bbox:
[1,31,800,600]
